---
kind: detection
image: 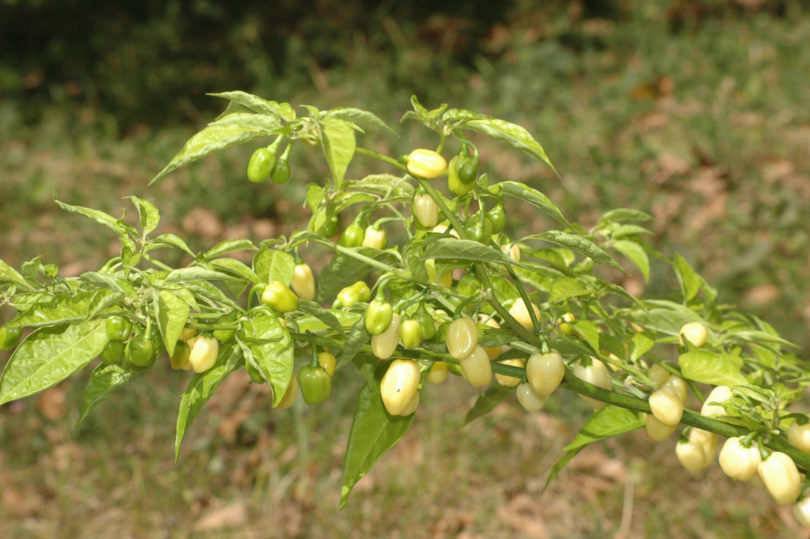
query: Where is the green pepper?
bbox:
[333,281,371,308]
[0,325,23,351]
[488,203,506,233]
[456,273,480,296]
[364,299,394,336]
[298,365,332,404]
[212,310,239,343]
[100,341,125,366]
[169,341,191,370]
[318,213,339,238]
[271,144,291,184]
[448,155,475,196]
[247,147,276,183]
[261,281,299,313]
[399,319,422,349]
[105,316,132,342]
[126,331,156,369]
[411,309,436,341]
[463,213,492,244]
[457,145,478,185]
[338,221,365,248]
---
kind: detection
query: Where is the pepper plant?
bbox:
[1,92,810,522]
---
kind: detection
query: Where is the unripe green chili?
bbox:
[364,299,394,336]
[271,144,292,184]
[334,281,371,309]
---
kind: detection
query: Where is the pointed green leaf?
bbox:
[535,231,623,271]
[238,307,294,406]
[209,258,260,285]
[209,91,296,120]
[549,276,592,303]
[5,291,102,329]
[464,385,512,425]
[165,267,240,283]
[612,239,650,283]
[151,233,196,257]
[325,107,395,135]
[150,118,281,184]
[0,320,108,405]
[564,405,643,452]
[204,238,257,259]
[155,290,190,356]
[253,248,295,285]
[598,208,652,225]
[54,199,131,236]
[421,238,516,265]
[125,196,160,238]
[341,381,414,508]
[0,260,31,290]
[77,364,134,426]
[573,320,600,354]
[673,253,701,302]
[500,181,568,227]
[451,111,554,170]
[175,346,242,458]
[679,350,747,386]
[320,118,356,185]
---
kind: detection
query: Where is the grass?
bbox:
[3,3,810,537]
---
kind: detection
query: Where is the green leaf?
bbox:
[5,290,102,329]
[0,260,31,290]
[175,346,242,459]
[631,301,704,336]
[464,385,512,425]
[320,118,356,185]
[209,258,260,285]
[325,107,395,135]
[535,231,623,271]
[204,239,256,259]
[564,405,643,452]
[76,364,134,426]
[155,290,190,356]
[209,91,295,120]
[452,112,555,170]
[124,196,160,238]
[150,117,281,184]
[679,350,747,386]
[544,405,643,492]
[630,333,655,362]
[151,233,196,257]
[500,181,568,227]
[253,248,295,285]
[598,208,652,224]
[339,320,371,365]
[296,301,342,332]
[54,199,131,237]
[549,276,591,303]
[238,307,294,406]
[79,272,125,294]
[673,253,701,302]
[612,240,650,283]
[317,254,374,303]
[421,238,516,265]
[165,267,240,283]
[341,381,414,508]
[306,183,324,213]
[573,320,600,354]
[0,320,108,405]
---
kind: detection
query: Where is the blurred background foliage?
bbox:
[1,0,810,536]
